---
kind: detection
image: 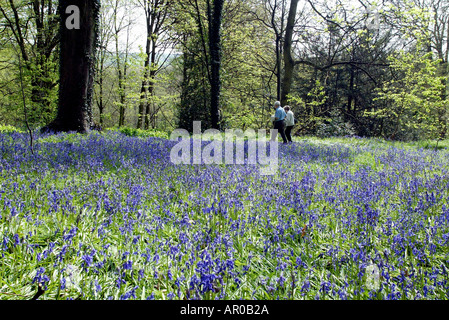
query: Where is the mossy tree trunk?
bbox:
[208,0,224,130]
[42,0,100,133]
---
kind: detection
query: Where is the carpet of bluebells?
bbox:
[1,130,449,300]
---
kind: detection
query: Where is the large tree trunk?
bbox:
[208,0,224,130]
[280,0,299,107]
[42,0,100,133]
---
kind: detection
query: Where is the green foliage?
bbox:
[0,125,21,134]
[1,0,447,142]
[219,1,278,130]
[316,108,356,138]
[413,139,449,151]
[368,49,447,141]
[23,55,59,127]
[172,0,213,132]
[287,80,348,136]
[107,126,170,139]
[173,0,278,132]
[0,1,59,129]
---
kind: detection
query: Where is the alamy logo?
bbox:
[170,122,279,175]
[65,5,80,30]
[366,264,380,291]
[366,6,380,31]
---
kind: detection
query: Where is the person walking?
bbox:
[284,106,295,143]
[272,101,288,144]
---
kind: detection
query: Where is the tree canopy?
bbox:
[0,0,447,140]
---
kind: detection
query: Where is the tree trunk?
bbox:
[137,23,151,130]
[138,0,163,130]
[116,32,125,127]
[114,0,129,128]
[275,35,282,101]
[442,21,449,138]
[117,52,126,127]
[280,0,299,107]
[118,53,128,128]
[42,0,100,133]
[145,45,157,130]
[269,0,283,102]
[208,0,224,130]
[347,64,354,117]
[439,59,448,139]
[98,56,104,126]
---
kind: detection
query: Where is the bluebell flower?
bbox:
[32,267,50,290]
[123,260,132,270]
[147,293,155,300]
[120,286,138,300]
[301,280,310,294]
[167,292,175,300]
[94,279,101,293]
[60,278,66,290]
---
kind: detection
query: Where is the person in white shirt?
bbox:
[284,106,295,143]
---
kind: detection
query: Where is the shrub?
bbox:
[107,127,170,139]
[0,124,21,133]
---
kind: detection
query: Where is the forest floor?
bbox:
[0,130,448,300]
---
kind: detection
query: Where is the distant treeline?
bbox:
[0,0,448,141]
